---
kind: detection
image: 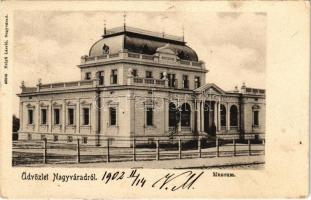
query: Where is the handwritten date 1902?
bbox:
[152,171,204,191]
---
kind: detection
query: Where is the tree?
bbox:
[12,115,20,140]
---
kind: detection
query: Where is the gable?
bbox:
[194,83,226,95]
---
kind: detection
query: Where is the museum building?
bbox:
[17,25,266,145]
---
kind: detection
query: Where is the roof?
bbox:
[89,26,199,62]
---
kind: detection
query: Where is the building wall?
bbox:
[241,96,266,134]
[80,62,205,90]
[19,91,98,143]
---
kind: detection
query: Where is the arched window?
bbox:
[220,104,226,127]
[181,103,191,127]
[169,103,177,127]
[230,105,238,127]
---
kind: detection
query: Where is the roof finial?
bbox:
[123,11,127,31]
[161,15,168,38]
[182,23,185,42]
[104,19,107,35]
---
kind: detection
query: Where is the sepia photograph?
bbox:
[12,11,266,168]
[0,1,309,199]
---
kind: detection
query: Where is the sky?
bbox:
[13,11,266,115]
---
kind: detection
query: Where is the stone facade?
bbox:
[17,26,265,146]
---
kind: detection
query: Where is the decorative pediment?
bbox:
[107,100,118,106]
[39,102,49,107]
[144,98,155,106]
[66,101,76,106]
[252,105,260,110]
[194,83,226,95]
[81,100,91,105]
[26,103,35,108]
[156,44,176,55]
[52,102,62,107]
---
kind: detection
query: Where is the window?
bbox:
[41,109,47,125]
[83,137,88,144]
[67,136,73,143]
[98,71,104,85]
[146,107,153,126]
[195,76,201,88]
[28,109,33,124]
[83,108,90,125]
[110,107,117,126]
[27,134,32,140]
[146,71,153,78]
[183,75,189,89]
[181,103,191,126]
[53,135,58,142]
[85,72,91,80]
[68,108,74,125]
[110,69,118,84]
[167,73,176,88]
[169,103,177,127]
[253,110,259,126]
[41,134,46,141]
[132,69,138,77]
[230,105,238,127]
[54,109,60,125]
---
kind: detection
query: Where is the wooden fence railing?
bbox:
[12,136,265,166]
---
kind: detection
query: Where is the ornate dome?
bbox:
[88,26,199,62]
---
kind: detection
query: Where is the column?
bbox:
[196,101,201,133]
[129,94,135,136]
[217,102,221,131]
[191,103,195,133]
[62,100,66,133]
[36,101,40,132]
[164,99,169,134]
[213,101,217,126]
[19,102,23,131]
[49,100,52,133]
[226,103,230,131]
[200,100,204,132]
[77,99,80,134]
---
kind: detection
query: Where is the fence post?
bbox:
[106,138,110,162]
[198,137,201,158]
[216,138,219,157]
[248,139,251,156]
[77,138,80,163]
[156,139,160,160]
[43,138,47,164]
[178,138,182,159]
[233,139,236,156]
[133,138,136,161]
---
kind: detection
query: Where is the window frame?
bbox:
[53,108,61,125]
[146,71,153,78]
[85,72,92,80]
[98,71,104,85]
[195,76,201,89]
[146,106,154,126]
[110,69,118,84]
[109,107,117,126]
[132,69,138,77]
[253,110,259,126]
[82,107,90,126]
[182,75,189,89]
[28,109,34,125]
[67,107,75,125]
[40,108,47,125]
